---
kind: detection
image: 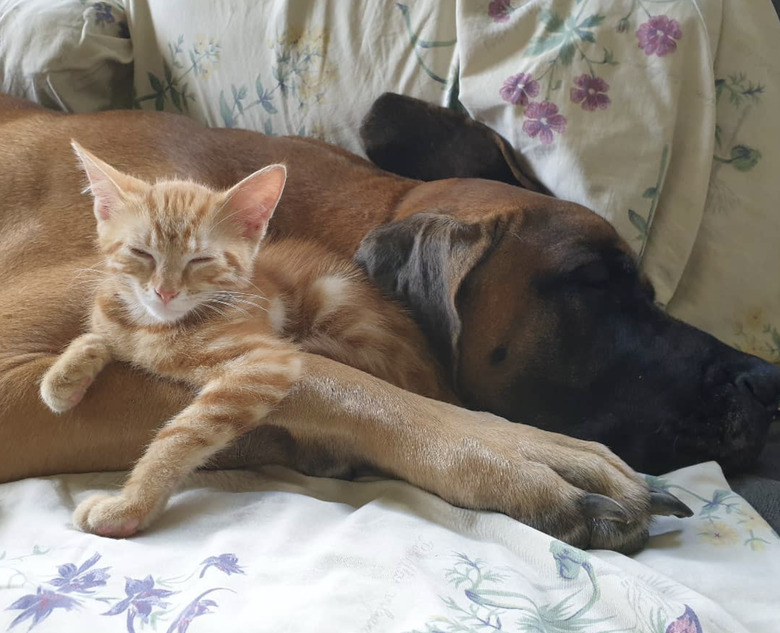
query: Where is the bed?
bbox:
[0,1,778,631]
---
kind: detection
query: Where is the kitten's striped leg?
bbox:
[72,347,301,537]
[40,332,112,413]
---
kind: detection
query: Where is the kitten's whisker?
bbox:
[223,290,269,301]
[210,299,251,318]
[216,290,270,308]
[217,295,269,314]
[72,267,109,276]
[219,291,267,303]
[71,269,110,283]
[233,277,271,301]
[200,303,230,320]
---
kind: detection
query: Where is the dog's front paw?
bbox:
[510,430,692,553]
[40,368,93,413]
[73,493,149,538]
[447,415,692,554]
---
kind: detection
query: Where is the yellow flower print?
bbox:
[737,510,767,532]
[697,521,739,547]
[190,34,221,78]
[193,34,207,54]
[733,306,780,363]
[745,534,769,551]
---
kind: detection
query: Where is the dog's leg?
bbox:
[243,353,663,553]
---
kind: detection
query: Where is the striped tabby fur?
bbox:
[39,142,447,537]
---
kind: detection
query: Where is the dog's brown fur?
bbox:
[0,94,671,552]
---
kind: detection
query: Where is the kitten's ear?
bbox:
[71,140,145,222]
[223,164,287,240]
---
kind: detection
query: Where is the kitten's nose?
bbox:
[155,288,179,305]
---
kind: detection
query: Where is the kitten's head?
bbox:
[72,140,286,324]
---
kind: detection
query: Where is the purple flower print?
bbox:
[488,0,514,23]
[570,74,611,111]
[91,2,115,25]
[7,588,80,630]
[166,588,229,633]
[636,15,682,57]
[500,73,540,106]
[48,552,110,594]
[522,101,567,145]
[666,605,703,633]
[199,553,245,579]
[104,575,177,633]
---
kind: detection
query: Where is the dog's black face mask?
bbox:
[456,209,780,475]
[357,203,780,475]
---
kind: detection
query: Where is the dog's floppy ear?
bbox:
[360,93,549,195]
[354,213,495,375]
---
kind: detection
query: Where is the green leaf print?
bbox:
[525,8,613,77]
[560,41,576,65]
[231,84,244,115]
[714,144,762,172]
[729,145,761,171]
[169,87,181,111]
[527,33,566,55]
[396,3,456,85]
[716,73,764,108]
[219,91,235,128]
[163,60,173,85]
[135,34,218,111]
[540,9,564,32]
[628,145,668,251]
[629,209,649,238]
[579,14,605,28]
[408,549,648,633]
[148,72,163,94]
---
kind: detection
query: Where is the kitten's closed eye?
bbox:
[189,256,214,265]
[130,247,154,260]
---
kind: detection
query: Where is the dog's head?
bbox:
[356,94,780,475]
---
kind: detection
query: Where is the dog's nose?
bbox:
[734,360,780,409]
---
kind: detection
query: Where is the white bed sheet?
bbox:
[1,462,777,632]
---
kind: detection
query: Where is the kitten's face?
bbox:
[71,142,286,325]
[100,183,256,323]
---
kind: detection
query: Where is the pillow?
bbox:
[0,0,133,112]
[125,0,458,155]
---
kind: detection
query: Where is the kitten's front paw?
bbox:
[40,371,93,413]
[73,493,148,538]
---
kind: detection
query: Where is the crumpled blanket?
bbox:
[0,462,777,632]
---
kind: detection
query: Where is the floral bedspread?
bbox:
[0,463,777,632]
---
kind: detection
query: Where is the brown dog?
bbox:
[0,93,706,554]
[359,94,780,476]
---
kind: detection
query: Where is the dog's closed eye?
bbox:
[490,345,508,364]
[571,261,610,286]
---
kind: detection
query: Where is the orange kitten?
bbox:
[40,142,447,538]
